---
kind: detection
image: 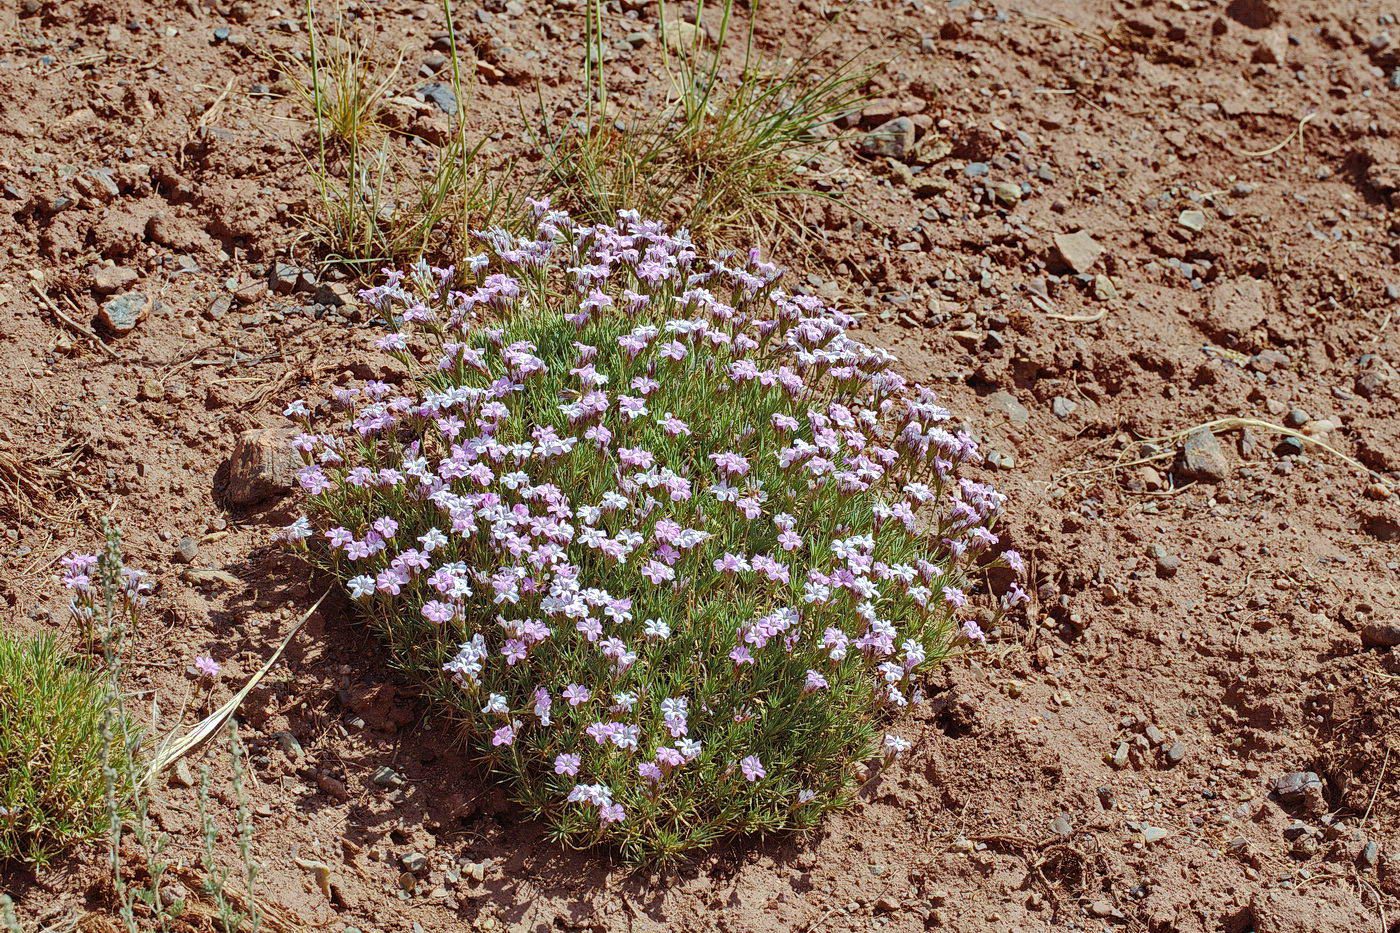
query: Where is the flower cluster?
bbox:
[287,205,1014,860]
[60,551,151,640]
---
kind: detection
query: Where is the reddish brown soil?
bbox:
[2,0,1398,931]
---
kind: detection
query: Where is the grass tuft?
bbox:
[293,0,520,271]
[542,0,874,249]
[0,632,133,867]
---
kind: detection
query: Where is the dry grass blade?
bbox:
[1233,112,1315,159]
[1135,417,1373,477]
[143,591,328,784]
[0,440,97,526]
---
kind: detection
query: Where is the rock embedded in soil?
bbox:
[1181,428,1231,483]
[860,117,916,162]
[1052,230,1103,274]
[224,427,299,506]
[1177,209,1206,232]
[1272,771,1323,802]
[173,535,199,564]
[1195,278,1272,341]
[414,82,458,115]
[985,390,1029,426]
[989,180,1021,207]
[1359,619,1400,648]
[97,292,148,335]
[91,266,137,294]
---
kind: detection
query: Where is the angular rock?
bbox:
[860,117,916,161]
[989,181,1021,207]
[91,266,137,295]
[1053,230,1102,274]
[1177,209,1206,232]
[97,292,148,335]
[986,390,1030,426]
[1226,0,1279,28]
[661,16,703,53]
[224,427,299,506]
[1272,771,1323,802]
[1181,428,1230,483]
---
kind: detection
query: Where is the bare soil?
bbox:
[1,0,1398,931]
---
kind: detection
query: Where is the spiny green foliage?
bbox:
[286,213,1012,861]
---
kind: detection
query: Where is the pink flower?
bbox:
[641,560,675,584]
[555,753,581,775]
[492,721,519,746]
[194,656,221,678]
[563,684,591,706]
[708,451,750,476]
[740,755,766,782]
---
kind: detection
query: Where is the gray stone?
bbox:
[1272,771,1323,802]
[97,292,148,335]
[173,536,199,564]
[224,427,299,506]
[372,765,405,788]
[1165,741,1187,766]
[860,117,916,161]
[273,730,304,759]
[1051,815,1073,836]
[1051,396,1077,419]
[1145,724,1166,746]
[1361,841,1380,868]
[986,390,1030,426]
[1141,825,1169,844]
[1182,428,1231,483]
[1111,742,1130,769]
[985,449,1015,470]
[414,82,458,115]
[1053,230,1103,274]
[401,852,429,873]
[269,262,302,295]
[963,161,989,178]
[1284,407,1310,428]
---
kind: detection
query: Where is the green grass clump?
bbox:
[0,632,132,867]
[543,0,873,248]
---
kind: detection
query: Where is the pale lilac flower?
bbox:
[740,755,766,782]
[194,656,221,678]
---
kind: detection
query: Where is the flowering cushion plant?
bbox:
[285,204,1022,860]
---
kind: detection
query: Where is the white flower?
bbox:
[282,516,312,541]
[883,733,911,756]
[643,618,671,640]
[346,575,376,598]
[482,694,509,715]
[283,400,310,417]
